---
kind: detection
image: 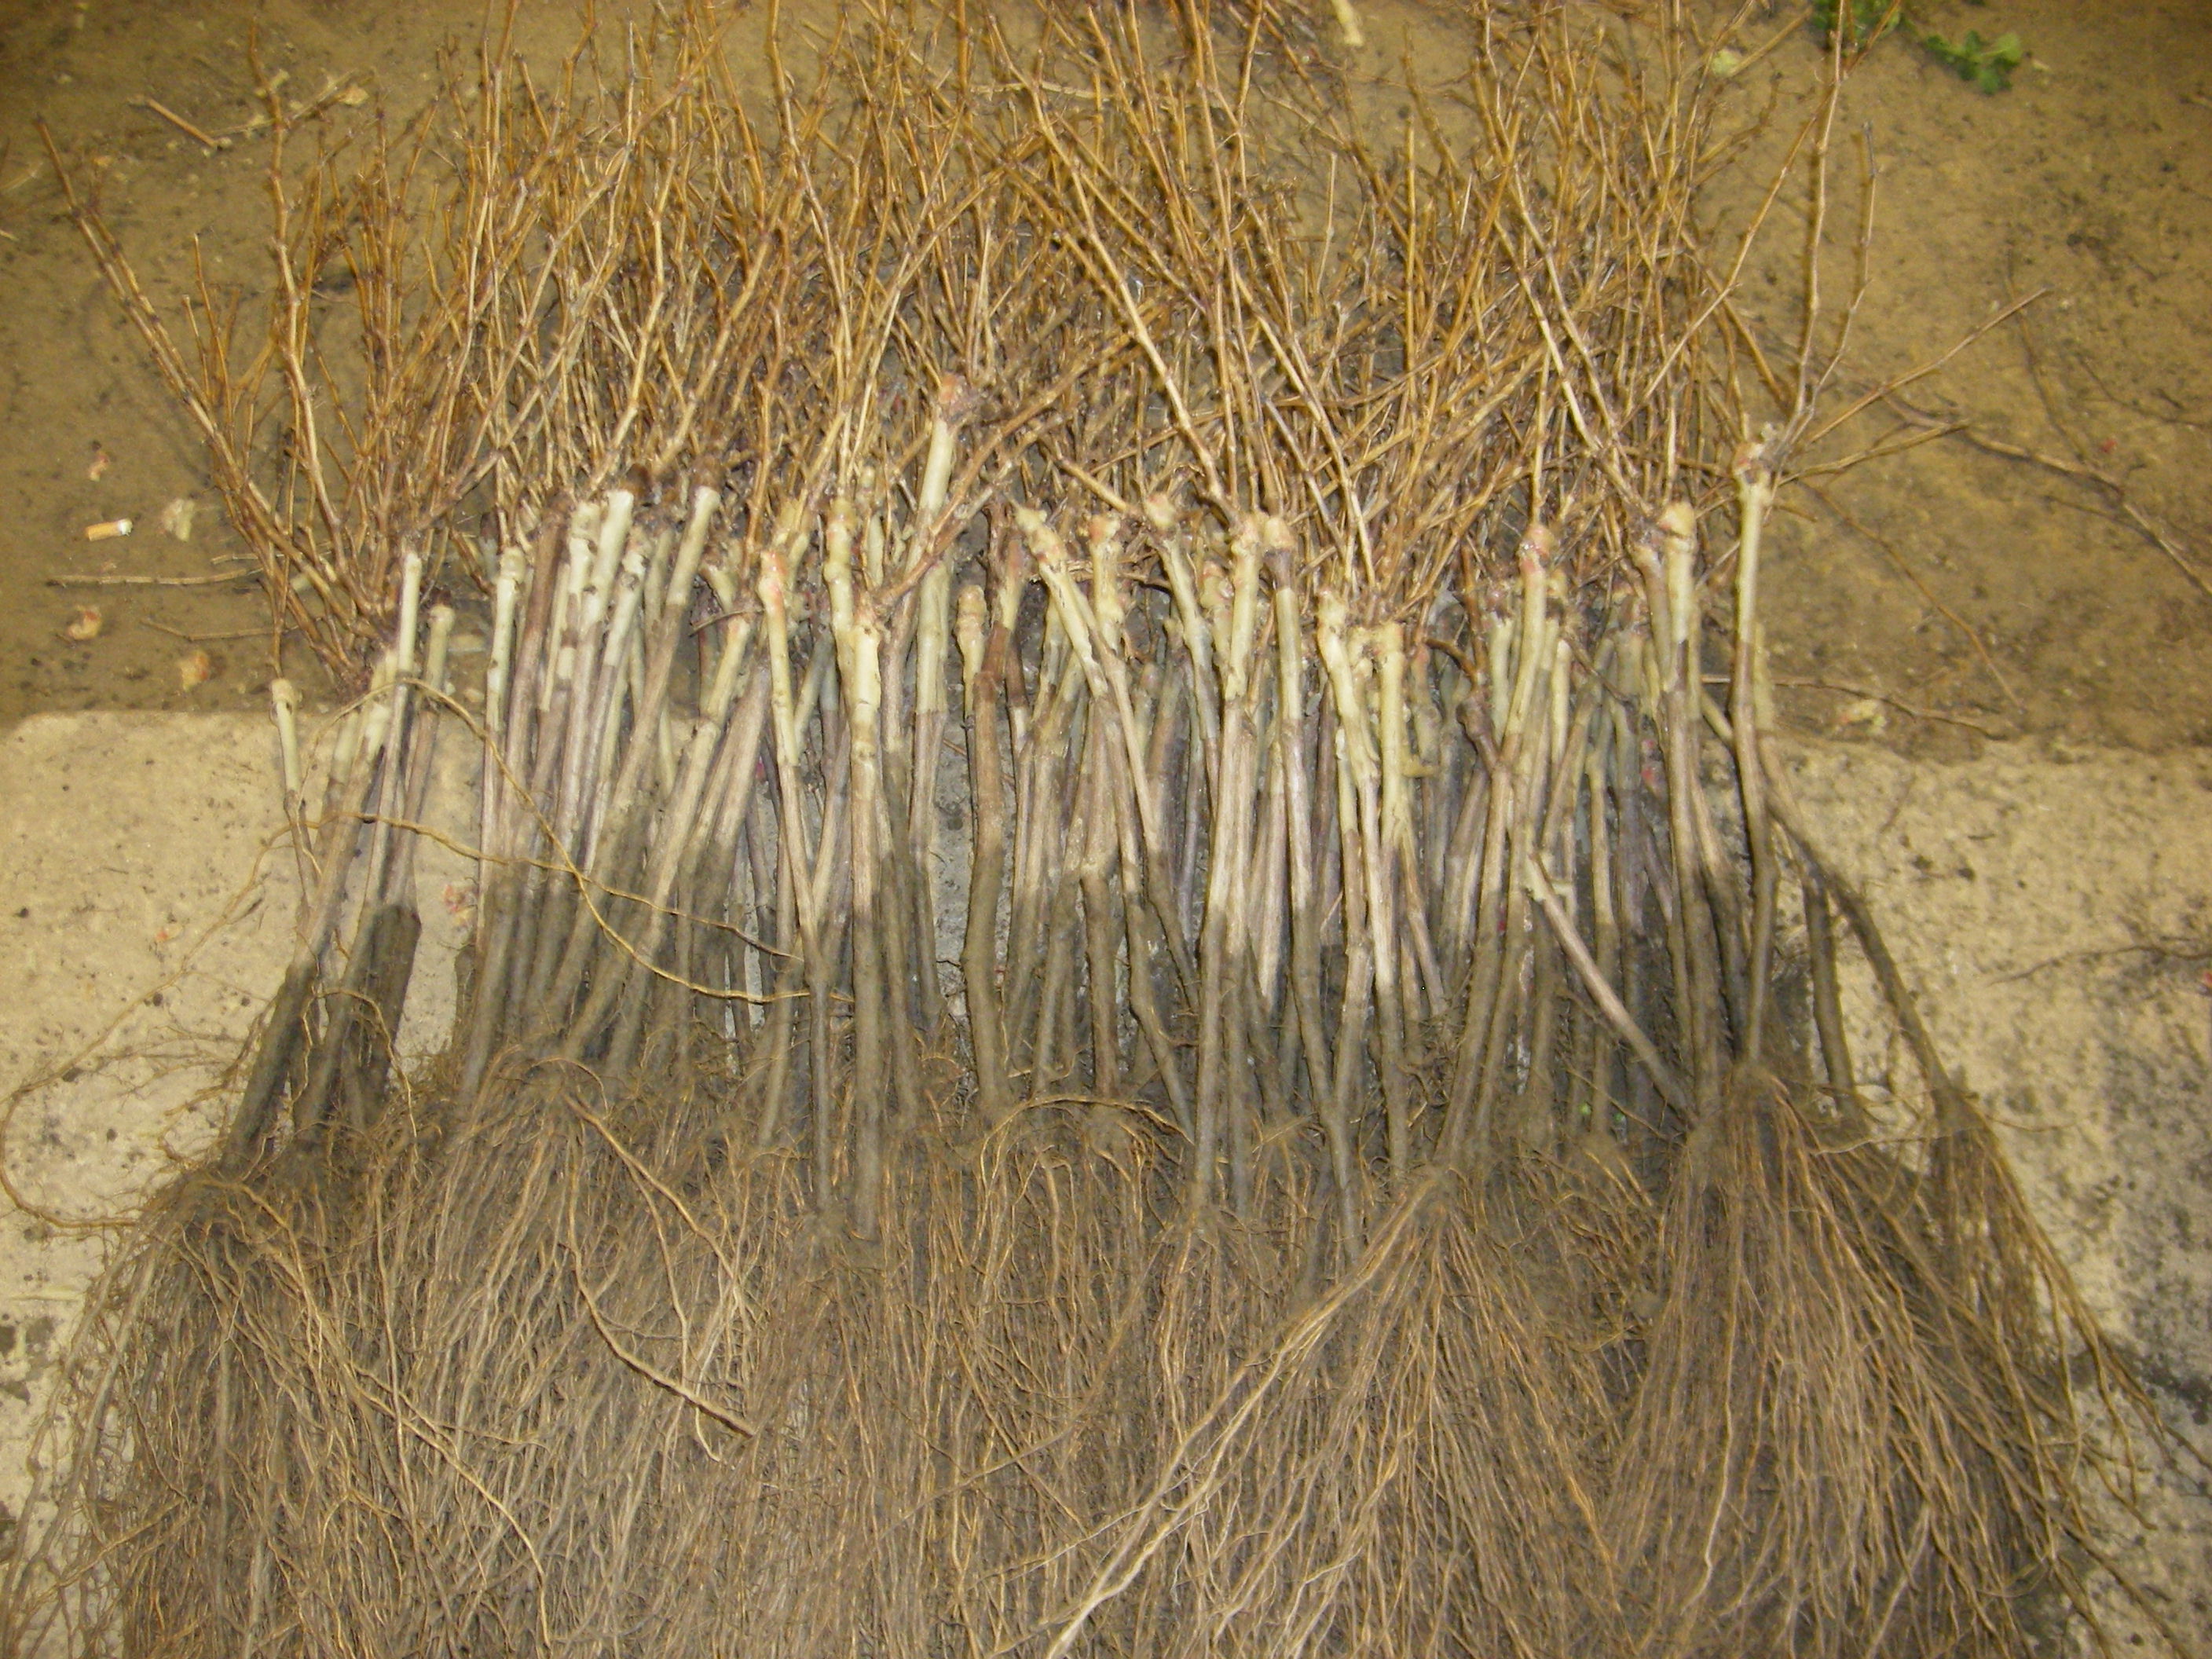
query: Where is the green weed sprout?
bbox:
[1812,2,2026,95]
[1919,27,2026,93]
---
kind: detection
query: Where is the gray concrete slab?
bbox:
[0,711,475,1551]
[1787,741,2212,1647]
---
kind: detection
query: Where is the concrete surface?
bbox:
[0,711,475,1557]
[0,712,2205,1646]
[1786,741,2212,1649]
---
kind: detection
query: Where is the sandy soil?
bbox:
[1708,0,2212,756]
[0,0,631,719]
[3,0,2208,749]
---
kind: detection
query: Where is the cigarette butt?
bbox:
[84,518,134,541]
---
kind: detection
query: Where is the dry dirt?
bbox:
[3,0,2209,744]
[1706,0,2212,757]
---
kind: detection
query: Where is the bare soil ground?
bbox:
[2,0,2207,749]
[1708,0,2212,757]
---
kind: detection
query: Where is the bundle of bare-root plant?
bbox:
[9,2,2154,1654]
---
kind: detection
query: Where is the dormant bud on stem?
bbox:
[394,548,423,679]
[1018,507,1108,701]
[1374,623,1409,840]
[1317,594,1371,777]
[919,374,979,528]
[1657,501,1697,655]
[955,584,987,709]
[1201,559,1233,698]
[671,487,720,609]
[824,496,858,686]
[423,605,457,697]
[1224,517,1264,706]
[1731,440,1776,653]
[487,548,523,742]
[592,489,636,596]
[1086,516,1125,654]
[271,679,303,803]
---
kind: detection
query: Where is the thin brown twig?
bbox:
[47,570,255,588]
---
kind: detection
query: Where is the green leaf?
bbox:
[1917,24,2023,92]
[1813,0,1901,47]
